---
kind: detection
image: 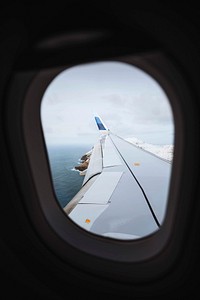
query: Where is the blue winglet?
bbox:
[94,116,107,131]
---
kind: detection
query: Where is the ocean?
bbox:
[46,144,92,208]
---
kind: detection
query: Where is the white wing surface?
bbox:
[64,116,172,239]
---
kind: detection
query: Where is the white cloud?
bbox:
[41,61,174,146]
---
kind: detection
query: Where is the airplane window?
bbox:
[41,61,174,240]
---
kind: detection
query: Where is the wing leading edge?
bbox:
[64,117,172,239]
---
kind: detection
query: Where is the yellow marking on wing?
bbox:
[85,219,91,224]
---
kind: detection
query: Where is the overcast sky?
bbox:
[41,61,174,147]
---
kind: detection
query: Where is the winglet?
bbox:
[94,116,109,132]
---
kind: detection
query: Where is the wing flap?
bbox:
[69,203,108,230]
[103,136,122,167]
[80,171,123,204]
[82,141,102,185]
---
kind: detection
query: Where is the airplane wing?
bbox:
[64,116,172,239]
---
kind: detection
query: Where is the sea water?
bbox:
[46,144,92,208]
